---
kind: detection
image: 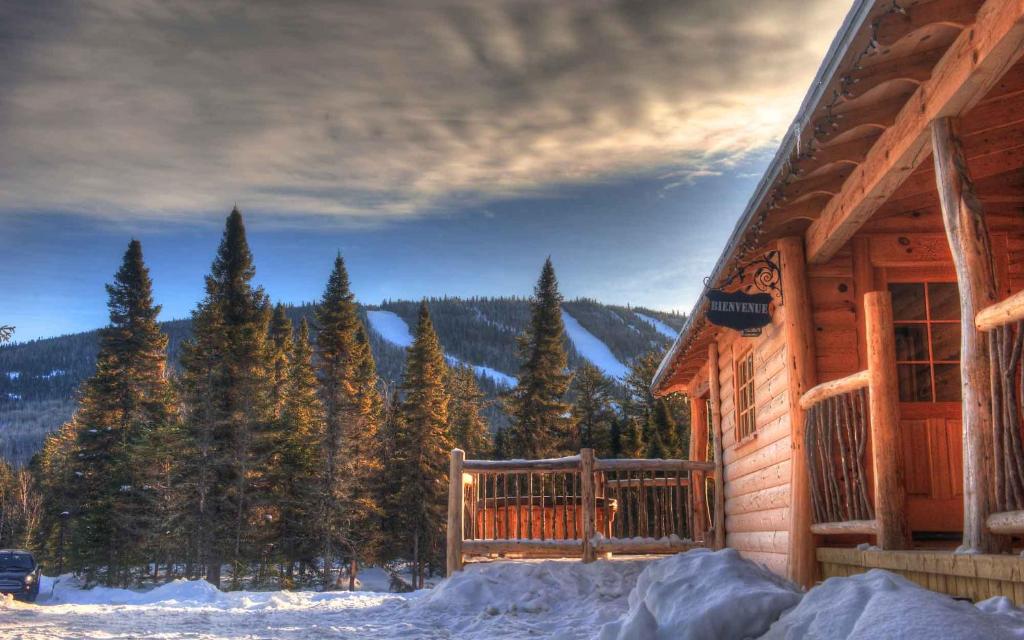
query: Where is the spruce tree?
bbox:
[274,319,323,587]
[569,363,616,456]
[393,301,451,588]
[179,208,274,588]
[446,365,491,458]
[314,254,383,589]
[66,239,174,586]
[624,348,690,460]
[507,259,572,459]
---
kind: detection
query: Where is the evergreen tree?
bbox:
[268,304,294,417]
[619,417,646,459]
[624,348,690,460]
[314,254,383,589]
[446,365,491,458]
[274,319,323,587]
[66,239,174,586]
[179,208,274,588]
[392,301,451,588]
[569,363,616,456]
[506,259,572,459]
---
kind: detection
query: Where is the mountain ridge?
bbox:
[0,296,684,465]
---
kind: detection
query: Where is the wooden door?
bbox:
[887,280,963,534]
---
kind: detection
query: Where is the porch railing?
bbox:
[976,289,1024,534]
[446,448,718,575]
[798,291,910,549]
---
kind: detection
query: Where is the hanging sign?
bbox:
[705,289,773,333]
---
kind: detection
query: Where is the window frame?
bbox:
[734,347,757,442]
[888,280,961,403]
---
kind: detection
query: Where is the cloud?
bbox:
[0,0,849,221]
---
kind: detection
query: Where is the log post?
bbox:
[931,117,1000,554]
[689,394,709,542]
[581,448,597,562]
[447,449,465,576]
[708,342,726,551]
[864,292,911,550]
[778,236,818,588]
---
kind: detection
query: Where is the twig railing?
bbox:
[447,449,717,574]
[801,372,875,533]
[798,291,910,549]
[977,290,1024,534]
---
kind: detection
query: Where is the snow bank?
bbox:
[417,558,648,638]
[761,569,1024,640]
[598,548,801,640]
[42,575,225,606]
[634,313,677,339]
[561,310,628,380]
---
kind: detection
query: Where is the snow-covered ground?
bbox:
[561,310,628,380]
[633,312,678,340]
[5,550,1024,639]
[366,309,516,387]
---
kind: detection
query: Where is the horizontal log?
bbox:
[462,539,583,556]
[986,510,1024,534]
[594,458,715,473]
[591,537,700,555]
[976,289,1024,330]
[604,477,691,489]
[798,370,870,409]
[810,519,879,536]
[463,456,580,473]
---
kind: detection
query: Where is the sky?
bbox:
[0,0,852,341]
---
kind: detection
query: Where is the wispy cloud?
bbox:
[0,0,848,221]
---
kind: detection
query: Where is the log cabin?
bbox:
[650,0,1024,600]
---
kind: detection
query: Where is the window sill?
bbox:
[734,431,759,453]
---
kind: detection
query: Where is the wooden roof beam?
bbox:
[845,46,946,99]
[794,133,882,176]
[813,95,909,143]
[805,0,1024,264]
[874,0,983,48]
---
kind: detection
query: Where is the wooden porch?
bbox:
[445,448,725,574]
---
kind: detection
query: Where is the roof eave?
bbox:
[650,0,878,397]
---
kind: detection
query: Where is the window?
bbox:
[735,350,756,440]
[888,282,961,402]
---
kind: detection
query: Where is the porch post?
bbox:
[931,117,1000,554]
[689,394,709,543]
[778,236,818,588]
[864,292,911,550]
[447,449,465,576]
[708,342,726,550]
[581,448,596,562]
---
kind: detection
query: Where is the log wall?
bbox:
[716,310,791,577]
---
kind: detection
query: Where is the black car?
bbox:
[0,549,41,602]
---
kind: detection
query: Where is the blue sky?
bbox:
[0,1,850,341]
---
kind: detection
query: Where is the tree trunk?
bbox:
[931,116,1001,554]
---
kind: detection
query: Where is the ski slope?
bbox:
[633,312,678,340]
[366,309,515,387]
[561,310,628,381]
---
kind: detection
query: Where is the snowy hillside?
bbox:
[5,550,1024,639]
[561,310,628,380]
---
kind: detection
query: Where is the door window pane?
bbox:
[928,283,960,321]
[898,364,932,402]
[890,283,927,321]
[931,324,961,362]
[894,324,929,361]
[933,364,962,401]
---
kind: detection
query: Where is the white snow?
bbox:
[633,312,678,340]
[5,371,19,380]
[762,569,1024,640]
[561,310,628,380]
[2,560,649,640]
[7,552,1024,639]
[598,548,801,640]
[368,308,516,388]
[366,309,414,348]
[41,368,66,379]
